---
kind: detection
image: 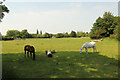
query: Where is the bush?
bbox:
[117,36,120,41]
[55,33,64,38]
[2,36,14,41]
[90,30,102,39]
[42,33,51,38]
[110,34,116,38]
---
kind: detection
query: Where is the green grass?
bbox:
[2,37,118,59]
[2,52,118,78]
[1,37,119,78]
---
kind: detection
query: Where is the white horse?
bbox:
[80,41,96,54]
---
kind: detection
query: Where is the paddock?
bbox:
[1,38,118,78]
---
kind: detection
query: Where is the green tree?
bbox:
[49,33,53,38]
[36,29,39,34]
[55,33,64,38]
[20,29,30,38]
[94,30,102,39]
[6,30,21,38]
[40,30,42,35]
[77,31,87,37]
[90,12,118,39]
[70,31,76,37]
[31,34,37,38]
[64,32,69,37]
[37,34,43,38]
[0,0,9,22]
[43,32,51,38]
[77,32,81,37]
[112,16,120,40]
[103,12,114,36]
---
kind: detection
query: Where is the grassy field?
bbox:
[1,37,119,78]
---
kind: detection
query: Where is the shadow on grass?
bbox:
[2,51,118,78]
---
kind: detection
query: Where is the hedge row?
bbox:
[1,36,14,41]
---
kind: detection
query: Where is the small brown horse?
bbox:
[24,45,35,60]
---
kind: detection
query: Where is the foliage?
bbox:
[30,34,37,38]
[63,32,69,38]
[110,34,116,39]
[112,17,120,40]
[2,36,14,40]
[6,30,21,38]
[0,0,9,22]
[90,30,103,39]
[43,32,52,38]
[6,29,32,39]
[5,29,91,39]
[77,32,88,37]
[37,34,43,38]
[20,29,31,38]
[40,30,42,35]
[90,12,119,39]
[55,33,64,38]
[36,29,39,34]
[70,31,76,37]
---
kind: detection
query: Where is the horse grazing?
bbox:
[80,41,96,54]
[24,45,35,60]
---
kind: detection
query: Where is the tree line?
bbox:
[2,29,89,40]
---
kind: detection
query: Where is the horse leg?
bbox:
[93,47,94,53]
[95,47,97,53]
[27,51,29,57]
[45,50,48,55]
[33,52,35,60]
[30,52,32,57]
[85,48,88,54]
[93,47,97,53]
[25,50,26,57]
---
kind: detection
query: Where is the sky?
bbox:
[0,0,119,35]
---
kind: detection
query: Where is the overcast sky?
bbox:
[0,0,119,35]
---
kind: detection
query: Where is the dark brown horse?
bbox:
[24,45,35,60]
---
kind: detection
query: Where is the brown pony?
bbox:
[24,45,35,60]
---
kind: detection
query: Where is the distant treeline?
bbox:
[1,29,89,40]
